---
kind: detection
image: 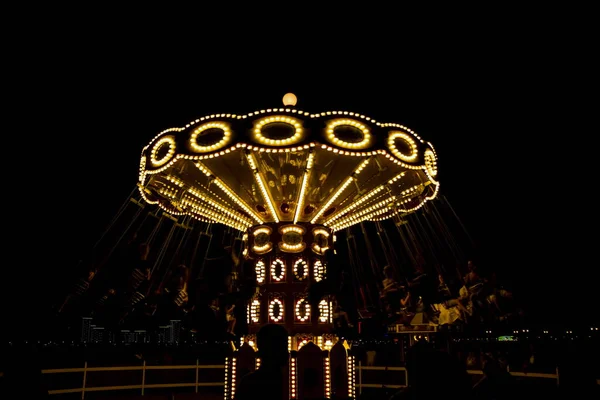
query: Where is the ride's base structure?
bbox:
[223,325,442,400]
[225,335,356,400]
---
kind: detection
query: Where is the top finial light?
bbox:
[282,93,297,106]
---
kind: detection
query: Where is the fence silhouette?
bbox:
[35,360,586,399]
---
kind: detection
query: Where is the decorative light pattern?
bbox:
[252,226,273,254]
[330,196,396,231]
[253,227,271,235]
[187,187,253,227]
[270,259,285,282]
[323,184,386,226]
[189,122,232,153]
[297,338,310,350]
[140,107,439,234]
[311,157,371,224]
[311,244,328,255]
[224,357,229,400]
[348,355,356,398]
[326,119,372,149]
[231,358,237,399]
[424,148,438,177]
[319,299,330,322]
[196,161,264,224]
[311,228,330,255]
[290,357,297,399]
[268,298,284,322]
[279,225,306,253]
[295,296,311,322]
[330,182,438,228]
[252,240,272,254]
[329,302,333,323]
[255,260,266,284]
[293,259,308,280]
[240,335,257,351]
[166,175,184,187]
[324,357,331,398]
[293,151,315,223]
[369,181,440,224]
[138,157,148,186]
[314,260,325,282]
[312,228,330,237]
[246,152,279,223]
[150,136,176,167]
[253,116,304,146]
[281,225,304,234]
[388,131,418,162]
[250,299,260,323]
[180,194,247,231]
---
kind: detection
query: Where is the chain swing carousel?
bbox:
[137,93,440,399]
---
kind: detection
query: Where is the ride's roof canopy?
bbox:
[139,102,439,232]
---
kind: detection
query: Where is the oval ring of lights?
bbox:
[293,259,308,280]
[268,298,284,322]
[311,227,330,255]
[295,297,311,322]
[313,260,325,282]
[150,136,176,167]
[253,116,304,146]
[188,121,232,153]
[318,299,330,322]
[250,299,260,323]
[325,119,372,150]
[270,259,285,282]
[255,260,266,284]
[424,148,438,178]
[387,131,419,163]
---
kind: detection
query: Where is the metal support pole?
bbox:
[358,361,362,395]
[141,360,146,395]
[195,359,200,393]
[81,361,87,400]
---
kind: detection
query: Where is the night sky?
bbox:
[5,22,596,335]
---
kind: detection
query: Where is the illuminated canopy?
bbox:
[138,105,439,232]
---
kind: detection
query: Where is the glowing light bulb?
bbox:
[282,93,297,106]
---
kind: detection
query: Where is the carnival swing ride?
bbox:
[60,93,515,399]
[139,93,442,399]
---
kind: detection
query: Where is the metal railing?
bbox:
[357,364,407,391]
[41,362,599,398]
[356,363,600,393]
[42,360,224,398]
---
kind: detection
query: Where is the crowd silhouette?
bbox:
[55,230,526,346]
[234,324,289,400]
